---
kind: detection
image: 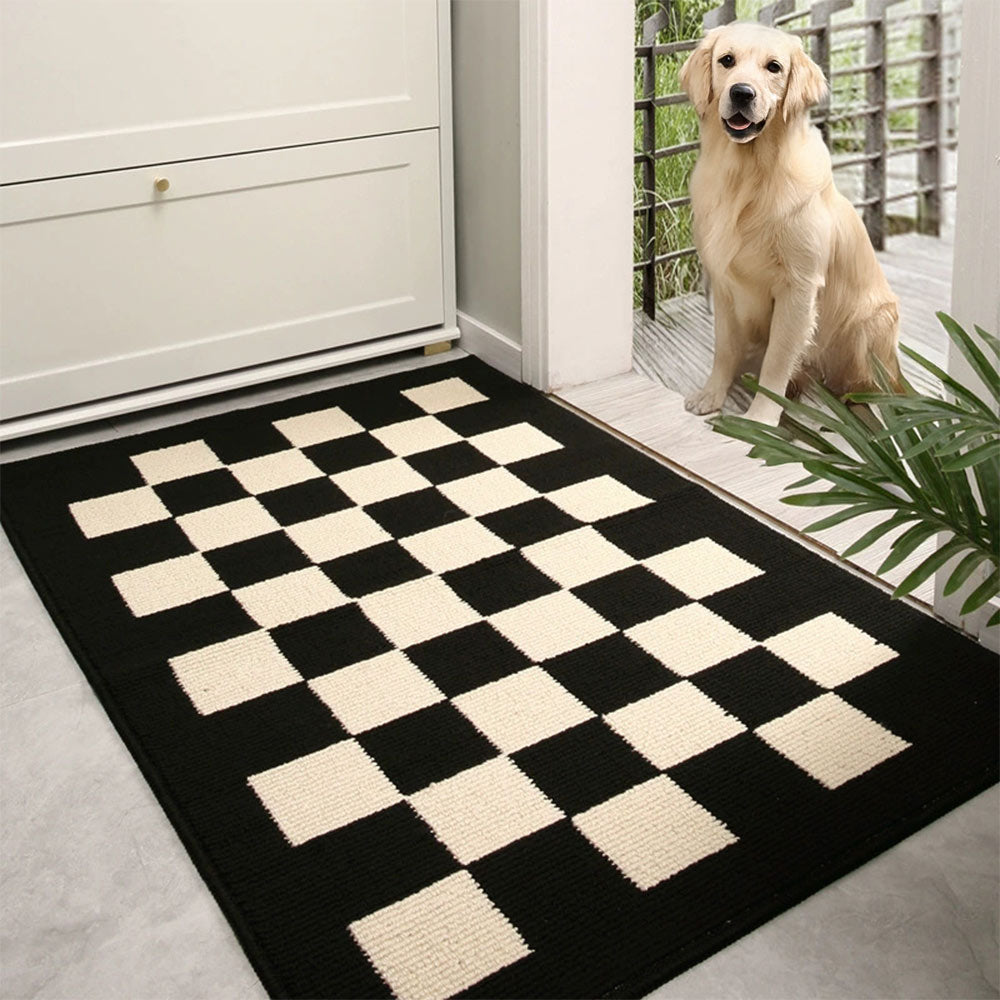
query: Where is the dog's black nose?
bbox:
[730,83,756,105]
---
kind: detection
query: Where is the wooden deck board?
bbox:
[635,231,955,403]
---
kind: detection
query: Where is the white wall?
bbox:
[936,0,999,647]
[521,0,634,391]
[451,0,523,378]
[948,0,1000,345]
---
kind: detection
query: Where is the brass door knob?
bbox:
[154,177,170,193]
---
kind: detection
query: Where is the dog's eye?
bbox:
[766,60,782,73]
[718,53,735,68]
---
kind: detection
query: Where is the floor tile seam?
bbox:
[0,677,86,715]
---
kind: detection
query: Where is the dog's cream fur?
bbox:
[680,22,901,424]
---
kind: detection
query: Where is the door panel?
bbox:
[0,130,444,419]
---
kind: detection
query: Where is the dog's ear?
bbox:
[783,38,827,121]
[680,29,721,118]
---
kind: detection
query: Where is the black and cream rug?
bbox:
[2,358,996,999]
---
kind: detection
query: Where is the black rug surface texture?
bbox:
[2,357,997,1000]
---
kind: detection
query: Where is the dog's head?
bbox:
[680,22,827,143]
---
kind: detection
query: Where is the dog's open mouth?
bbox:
[723,112,767,141]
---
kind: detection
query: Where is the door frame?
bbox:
[519,0,635,393]
[937,0,999,647]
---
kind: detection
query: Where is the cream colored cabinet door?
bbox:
[0,131,444,419]
[0,0,440,182]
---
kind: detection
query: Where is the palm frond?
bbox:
[710,313,1000,632]
[975,325,1000,359]
[936,312,1000,406]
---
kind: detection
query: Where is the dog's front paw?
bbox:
[684,386,725,415]
[742,397,783,426]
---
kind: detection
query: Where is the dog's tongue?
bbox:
[728,113,751,130]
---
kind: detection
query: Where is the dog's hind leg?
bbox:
[685,293,744,415]
[823,302,902,396]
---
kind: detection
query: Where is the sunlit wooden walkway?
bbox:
[633,231,955,407]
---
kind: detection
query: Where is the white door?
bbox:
[0,0,440,182]
[1,131,445,419]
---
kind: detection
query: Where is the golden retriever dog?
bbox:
[679,22,901,425]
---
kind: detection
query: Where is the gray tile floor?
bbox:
[2,349,997,1000]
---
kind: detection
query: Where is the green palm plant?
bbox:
[710,313,1000,627]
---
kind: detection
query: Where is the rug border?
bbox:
[2,356,996,1000]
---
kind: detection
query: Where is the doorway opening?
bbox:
[556,0,963,612]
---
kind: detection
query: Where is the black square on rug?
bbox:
[2,357,996,1000]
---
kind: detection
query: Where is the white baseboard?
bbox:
[0,326,460,442]
[456,311,523,381]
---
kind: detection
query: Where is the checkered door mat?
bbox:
[2,358,996,999]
